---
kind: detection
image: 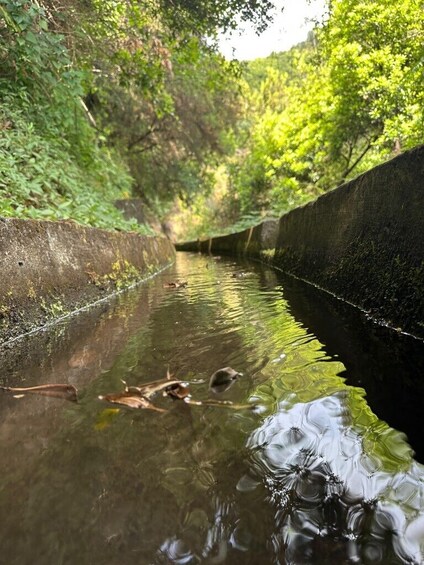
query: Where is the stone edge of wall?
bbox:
[0,218,175,344]
[175,219,279,262]
[176,145,424,339]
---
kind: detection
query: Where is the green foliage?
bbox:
[2,0,423,242]
[158,0,275,35]
[192,0,424,238]
[0,0,69,88]
[219,39,327,220]
[91,31,242,209]
[321,0,424,156]
[0,0,276,233]
[0,0,152,232]
[0,98,152,233]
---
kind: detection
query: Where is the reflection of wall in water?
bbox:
[277,270,424,463]
[0,288,155,490]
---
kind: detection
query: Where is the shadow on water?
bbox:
[274,269,424,463]
[0,252,423,564]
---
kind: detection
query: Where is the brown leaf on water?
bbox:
[98,392,166,412]
[124,378,183,399]
[0,383,78,402]
[120,367,192,404]
[163,280,188,289]
[166,383,190,400]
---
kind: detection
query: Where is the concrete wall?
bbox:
[176,145,424,339]
[274,145,424,338]
[0,218,175,343]
[176,219,279,260]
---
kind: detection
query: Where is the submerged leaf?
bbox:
[94,408,121,430]
[184,398,255,410]
[0,383,78,402]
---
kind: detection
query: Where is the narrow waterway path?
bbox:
[0,252,423,564]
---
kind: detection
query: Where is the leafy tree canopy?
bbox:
[0,0,276,227]
[175,0,424,240]
[1,0,424,240]
[158,0,275,34]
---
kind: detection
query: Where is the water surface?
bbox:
[0,252,423,564]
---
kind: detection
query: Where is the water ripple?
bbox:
[1,252,424,564]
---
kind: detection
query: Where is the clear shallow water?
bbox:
[0,252,424,564]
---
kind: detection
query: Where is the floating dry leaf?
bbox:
[166,383,190,400]
[99,366,252,413]
[209,367,242,393]
[0,383,78,402]
[124,378,183,400]
[98,392,166,412]
[163,280,188,289]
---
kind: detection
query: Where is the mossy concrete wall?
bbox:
[0,218,175,343]
[274,145,424,338]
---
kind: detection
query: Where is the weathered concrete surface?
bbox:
[176,219,279,259]
[274,145,424,338]
[0,218,175,343]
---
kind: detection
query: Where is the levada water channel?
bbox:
[1,252,424,565]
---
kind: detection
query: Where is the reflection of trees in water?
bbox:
[3,254,424,564]
[156,393,424,564]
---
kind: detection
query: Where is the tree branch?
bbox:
[340,138,375,182]
[127,116,161,150]
[128,141,158,154]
